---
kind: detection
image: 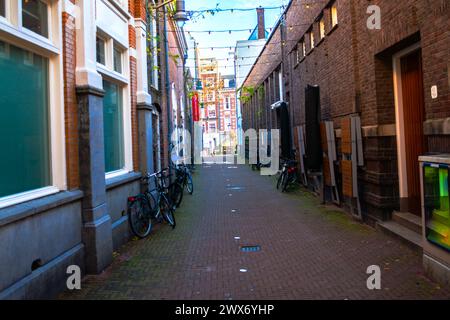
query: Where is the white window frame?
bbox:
[0,0,66,209]
[21,0,51,41]
[96,35,107,66]
[113,40,124,74]
[96,28,133,180]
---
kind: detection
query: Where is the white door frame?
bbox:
[392,42,421,200]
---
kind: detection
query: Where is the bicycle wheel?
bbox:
[186,175,194,195]
[160,194,176,228]
[282,174,290,192]
[170,182,184,208]
[277,172,285,190]
[128,196,152,238]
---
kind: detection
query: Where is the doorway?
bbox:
[393,44,427,216]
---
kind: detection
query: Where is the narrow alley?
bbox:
[60,163,449,300]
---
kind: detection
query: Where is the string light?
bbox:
[186,2,324,15]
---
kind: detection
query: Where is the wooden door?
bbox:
[400,50,427,215]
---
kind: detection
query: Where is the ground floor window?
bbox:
[103,80,125,173]
[0,40,51,198]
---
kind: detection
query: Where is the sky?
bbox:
[183,0,290,78]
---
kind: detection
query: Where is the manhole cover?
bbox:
[240,245,261,253]
[226,186,245,191]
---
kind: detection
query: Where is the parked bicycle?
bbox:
[127,169,176,238]
[276,159,298,192]
[176,163,194,195]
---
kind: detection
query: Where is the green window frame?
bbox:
[103,80,125,173]
[0,40,51,198]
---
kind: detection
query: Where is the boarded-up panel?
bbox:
[294,126,301,171]
[320,123,332,186]
[341,117,352,154]
[400,50,427,216]
[342,160,353,197]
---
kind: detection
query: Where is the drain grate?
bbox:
[240,245,261,253]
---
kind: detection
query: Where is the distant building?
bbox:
[218,74,237,153]
[198,58,221,155]
[235,8,268,145]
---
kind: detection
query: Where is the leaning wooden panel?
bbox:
[294,126,300,170]
[323,155,332,186]
[320,122,328,151]
[341,117,352,154]
[342,159,353,197]
[320,122,331,186]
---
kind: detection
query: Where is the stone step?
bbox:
[392,211,422,234]
[377,220,423,252]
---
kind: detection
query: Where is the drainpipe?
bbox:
[163,6,173,176]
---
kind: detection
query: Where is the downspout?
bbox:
[163,6,173,176]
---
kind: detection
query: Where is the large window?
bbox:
[0,0,5,17]
[22,0,48,38]
[309,31,315,50]
[319,17,326,39]
[331,3,338,28]
[146,11,159,90]
[103,80,125,173]
[0,41,51,198]
[225,96,231,110]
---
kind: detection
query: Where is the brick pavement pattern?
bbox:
[60,163,450,300]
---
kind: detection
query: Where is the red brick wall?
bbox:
[243,0,450,220]
[62,10,79,190]
[128,1,147,172]
[130,56,139,172]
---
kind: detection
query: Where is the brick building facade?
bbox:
[241,0,450,284]
[0,0,189,299]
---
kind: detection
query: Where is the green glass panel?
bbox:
[424,165,450,251]
[103,80,124,173]
[0,41,51,198]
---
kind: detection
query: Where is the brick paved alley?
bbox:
[60,163,449,300]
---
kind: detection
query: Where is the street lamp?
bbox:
[149,0,189,27]
[173,0,189,27]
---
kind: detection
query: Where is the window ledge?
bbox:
[316,37,325,47]
[327,24,339,36]
[0,190,83,228]
[0,22,59,56]
[106,171,142,190]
